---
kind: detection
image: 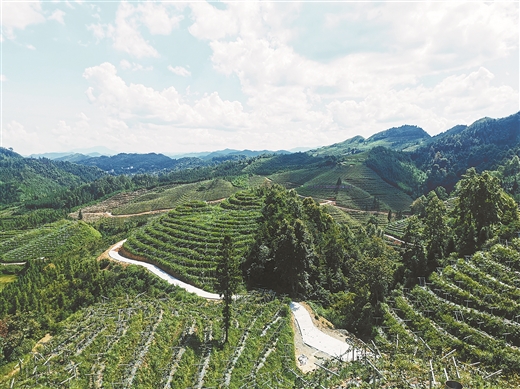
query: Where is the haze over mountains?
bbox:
[2,111,518,213]
[23,112,519,176]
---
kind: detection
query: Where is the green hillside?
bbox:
[288,162,413,211]
[6,293,295,389]
[414,111,520,191]
[0,147,105,206]
[309,124,430,156]
[0,220,101,263]
[111,177,265,216]
[122,190,263,290]
[376,242,520,381]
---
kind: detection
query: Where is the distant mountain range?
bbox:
[3,111,518,209]
[27,148,291,174]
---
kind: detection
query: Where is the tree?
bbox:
[423,191,449,270]
[214,235,240,344]
[402,216,426,284]
[453,168,519,254]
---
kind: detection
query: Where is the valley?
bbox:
[0,112,519,388]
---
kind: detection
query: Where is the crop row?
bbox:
[123,191,262,290]
[8,293,294,389]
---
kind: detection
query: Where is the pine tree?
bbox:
[215,235,240,344]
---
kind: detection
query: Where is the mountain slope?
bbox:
[310,124,431,156]
[413,111,520,191]
[0,148,105,206]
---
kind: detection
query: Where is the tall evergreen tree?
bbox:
[214,235,240,344]
[453,168,518,253]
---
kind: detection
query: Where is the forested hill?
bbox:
[76,152,204,174]
[309,124,431,156]
[413,111,520,191]
[0,147,105,206]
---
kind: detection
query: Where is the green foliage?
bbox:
[3,293,295,389]
[245,185,399,337]
[295,162,414,211]
[0,148,105,206]
[123,190,262,290]
[453,168,518,254]
[215,235,241,343]
[365,146,426,197]
[414,112,520,192]
[0,220,101,263]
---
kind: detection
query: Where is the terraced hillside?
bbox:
[111,177,266,216]
[6,292,295,389]
[372,242,520,387]
[0,220,101,263]
[270,162,413,212]
[122,190,263,291]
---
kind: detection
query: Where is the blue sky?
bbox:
[1,0,518,155]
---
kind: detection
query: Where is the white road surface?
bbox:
[108,240,221,300]
[109,239,363,360]
[290,302,362,362]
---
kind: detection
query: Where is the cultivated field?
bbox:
[5,292,295,389]
[122,190,263,291]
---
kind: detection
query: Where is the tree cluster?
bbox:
[244,185,399,337]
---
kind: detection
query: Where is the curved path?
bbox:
[108,240,363,360]
[108,240,220,300]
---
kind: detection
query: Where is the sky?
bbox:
[1,0,518,156]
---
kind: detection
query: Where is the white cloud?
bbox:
[82,62,247,128]
[2,0,45,38]
[49,9,66,25]
[120,60,132,70]
[3,120,42,154]
[0,75,7,82]
[188,2,239,41]
[89,2,184,58]
[168,65,191,77]
[26,44,36,50]
[107,2,159,58]
[120,60,153,71]
[137,2,183,35]
[87,23,106,42]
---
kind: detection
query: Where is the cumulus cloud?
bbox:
[88,1,183,58]
[2,0,45,38]
[184,1,518,144]
[167,65,191,77]
[83,62,247,129]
